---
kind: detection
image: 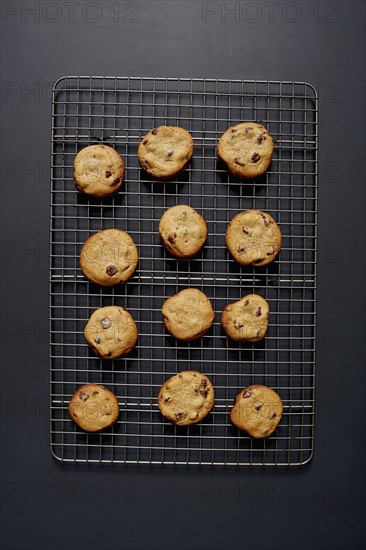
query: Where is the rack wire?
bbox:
[50,77,317,465]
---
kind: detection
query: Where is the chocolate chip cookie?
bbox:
[226,210,282,266]
[159,205,208,258]
[162,288,215,341]
[230,385,283,438]
[217,122,274,179]
[158,371,214,426]
[84,305,138,359]
[68,384,119,432]
[221,294,269,342]
[74,144,124,197]
[138,126,194,179]
[80,229,138,286]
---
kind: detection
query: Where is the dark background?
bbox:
[1,1,365,549]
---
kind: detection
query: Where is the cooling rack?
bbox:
[50,77,317,465]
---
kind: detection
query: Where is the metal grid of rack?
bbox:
[50,77,317,465]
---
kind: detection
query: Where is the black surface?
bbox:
[0,1,365,549]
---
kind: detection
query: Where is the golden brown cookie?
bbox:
[80,229,138,286]
[68,384,119,432]
[84,306,138,359]
[74,144,124,197]
[221,294,269,342]
[230,385,283,438]
[159,205,208,258]
[217,122,274,179]
[138,126,194,179]
[162,288,215,341]
[158,371,214,426]
[226,210,282,266]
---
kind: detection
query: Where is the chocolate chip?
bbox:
[101,318,111,329]
[257,134,266,144]
[175,412,187,421]
[256,307,262,317]
[199,389,208,397]
[74,179,83,193]
[92,390,99,395]
[234,320,244,328]
[164,396,171,403]
[112,177,120,185]
[201,379,207,387]
[231,128,237,133]
[243,390,252,398]
[270,411,277,420]
[254,403,263,411]
[94,337,101,344]
[167,235,175,244]
[251,152,260,163]
[245,127,253,133]
[106,265,118,277]
[105,170,112,178]
[166,149,173,157]
[262,215,269,226]
[178,374,183,379]
[243,228,249,234]
[151,128,158,135]
[79,391,89,401]
[143,139,149,145]
[237,246,246,253]
[244,299,249,306]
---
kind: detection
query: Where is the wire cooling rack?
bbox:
[50,77,317,465]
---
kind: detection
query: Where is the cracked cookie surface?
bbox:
[217,122,274,179]
[221,294,269,342]
[74,144,124,197]
[230,385,283,438]
[158,371,214,426]
[138,126,194,179]
[84,305,138,359]
[80,229,138,286]
[226,209,282,266]
[162,288,215,341]
[159,204,208,258]
[68,384,119,432]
